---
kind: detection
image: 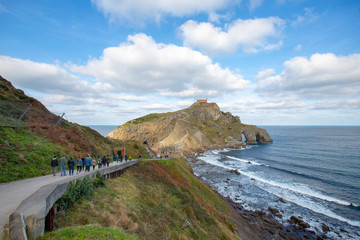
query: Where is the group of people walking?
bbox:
[50,153,140,176]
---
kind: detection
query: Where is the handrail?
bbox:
[3,160,139,240]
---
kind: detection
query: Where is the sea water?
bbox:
[87,125,117,137]
[190,126,360,239]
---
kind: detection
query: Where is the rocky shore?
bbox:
[189,157,341,240]
[210,183,332,240]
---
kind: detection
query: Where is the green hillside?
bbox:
[42,158,242,240]
[0,76,115,182]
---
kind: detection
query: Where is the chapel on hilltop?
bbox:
[197,99,207,103]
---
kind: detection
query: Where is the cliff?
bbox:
[108,102,272,157]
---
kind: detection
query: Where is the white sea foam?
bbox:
[226,155,262,166]
[201,152,354,207]
[258,183,360,227]
[199,153,360,227]
[211,150,220,155]
[244,172,354,207]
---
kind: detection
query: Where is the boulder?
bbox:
[268,207,279,215]
[228,169,241,175]
[289,215,310,230]
[321,223,330,232]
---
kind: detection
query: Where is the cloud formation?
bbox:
[0,55,147,109]
[179,17,284,55]
[91,0,232,24]
[292,8,319,27]
[72,33,250,97]
[0,56,91,94]
[249,0,263,11]
[256,53,360,100]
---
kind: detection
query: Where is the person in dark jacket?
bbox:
[82,157,85,171]
[106,155,110,167]
[68,157,75,176]
[102,156,107,167]
[51,156,58,176]
[97,156,102,169]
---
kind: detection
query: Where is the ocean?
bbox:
[190,126,360,240]
[87,125,117,137]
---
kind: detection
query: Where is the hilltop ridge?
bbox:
[0,76,113,182]
[108,101,272,157]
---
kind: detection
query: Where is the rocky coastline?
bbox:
[191,165,330,240]
[188,154,348,240]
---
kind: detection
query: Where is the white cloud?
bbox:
[311,99,360,110]
[0,56,94,94]
[141,103,173,110]
[176,100,193,108]
[249,0,263,11]
[71,33,250,98]
[292,8,319,27]
[160,87,219,98]
[0,55,149,112]
[179,17,285,55]
[208,12,231,24]
[295,44,302,51]
[91,0,232,24]
[256,53,360,99]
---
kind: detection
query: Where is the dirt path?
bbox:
[0,161,130,238]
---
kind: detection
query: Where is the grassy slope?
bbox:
[0,77,115,182]
[45,158,239,240]
[37,225,140,240]
[0,126,149,183]
[0,127,71,182]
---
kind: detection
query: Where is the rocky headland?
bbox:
[107,101,272,157]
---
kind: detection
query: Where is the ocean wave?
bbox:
[226,155,262,166]
[198,156,359,210]
[260,185,360,227]
[241,170,357,209]
[202,153,356,208]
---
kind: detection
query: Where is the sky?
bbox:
[0,0,359,126]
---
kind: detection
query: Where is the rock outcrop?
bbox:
[107,102,272,157]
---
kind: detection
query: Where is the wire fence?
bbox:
[0,99,64,127]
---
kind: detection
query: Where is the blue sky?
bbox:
[1,0,359,126]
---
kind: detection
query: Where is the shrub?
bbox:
[56,172,104,210]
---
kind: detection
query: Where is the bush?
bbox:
[56,172,104,210]
[93,171,105,187]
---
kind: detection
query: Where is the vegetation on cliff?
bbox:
[0,76,114,182]
[44,158,240,240]
[108,101,272,157]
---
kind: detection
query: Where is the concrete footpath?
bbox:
[0,160,138,239]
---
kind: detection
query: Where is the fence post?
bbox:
[55,113,65,126]
[14,104,32,127]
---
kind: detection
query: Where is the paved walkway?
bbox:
[0,160,135,238]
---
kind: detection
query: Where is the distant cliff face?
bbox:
[108,102,272,157]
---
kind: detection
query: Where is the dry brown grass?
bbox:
[53,158,240,240]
